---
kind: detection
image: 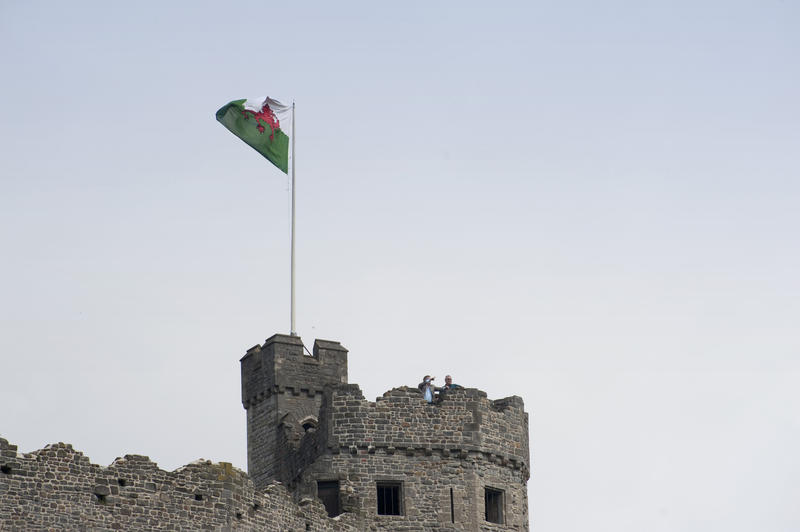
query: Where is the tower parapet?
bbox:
[241,334,348,408]
[326,385,529,477]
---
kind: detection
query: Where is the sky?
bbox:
[1,1,799,530]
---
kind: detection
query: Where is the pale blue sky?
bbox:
[1,1,799,530]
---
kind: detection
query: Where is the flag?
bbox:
[216,97,292,173]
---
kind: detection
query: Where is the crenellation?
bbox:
[0,438,365,530]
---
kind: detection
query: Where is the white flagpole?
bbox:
[290,101,296,336]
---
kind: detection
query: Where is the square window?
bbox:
[317,480,341,517]
[376,482,403,515]
[485,487,504,524]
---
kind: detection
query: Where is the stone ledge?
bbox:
[243,385,326,408]
[322,442,528,477]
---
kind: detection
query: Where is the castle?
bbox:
[0,334,530,531]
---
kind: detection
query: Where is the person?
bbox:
[417,375,435,403]
[441,375,462,392]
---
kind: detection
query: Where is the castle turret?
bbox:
[240,334,348,487]
[241,334,530,530]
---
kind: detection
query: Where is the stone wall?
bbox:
[0,437,362,531]
[292,385,530,531]
[326,385,529,471]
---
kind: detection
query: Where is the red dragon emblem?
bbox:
[241,101,280,141]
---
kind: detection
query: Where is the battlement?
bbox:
[0,437,362,531]
[241,334,348,408]
[323,384,530,479]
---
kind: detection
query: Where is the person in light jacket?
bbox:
[417,375,435,403]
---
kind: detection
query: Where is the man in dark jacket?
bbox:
[441,375,462,391]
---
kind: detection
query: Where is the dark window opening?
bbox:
[253,502,260,512]
[194,493,203,501]
[450,487,455,523]
[317,480,341,517]
[301,417,318,433]
[117,478,127,487]
[377,482,402,516]
[1,465,11,474]
[235,511,242,520]
[485,487,504,524]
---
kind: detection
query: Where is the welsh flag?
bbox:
[216,97,292,173]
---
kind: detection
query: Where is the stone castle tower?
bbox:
[241,334,531,530]
[241,334,349,488]
[0,333,530,531]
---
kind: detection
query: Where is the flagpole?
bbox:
[290,101,296,336]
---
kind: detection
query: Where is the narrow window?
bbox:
[450,487,455,523]
[376,482,402,515]
[485,487,504,524]
[317,480,341,517]
[300,416,318,433]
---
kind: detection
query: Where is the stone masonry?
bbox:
[0,438,362,531]
[0,333,530,531]
[241,334,530,531]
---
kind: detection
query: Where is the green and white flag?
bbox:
[216,97,292,173]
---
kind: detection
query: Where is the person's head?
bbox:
[423,375,431,382]
[445,375,452,385]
